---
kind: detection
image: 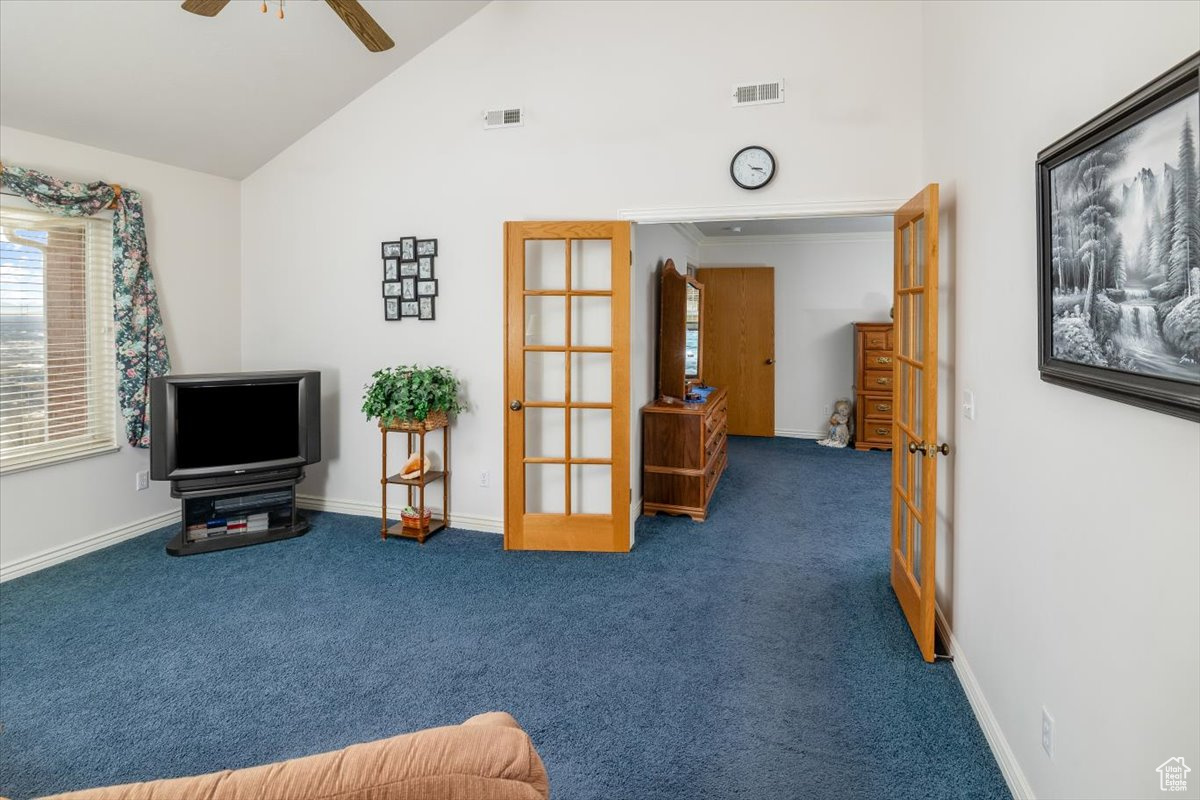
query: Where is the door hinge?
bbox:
[630,250,633,266]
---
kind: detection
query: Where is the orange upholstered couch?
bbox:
[39,711,549,800]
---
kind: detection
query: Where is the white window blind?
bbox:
[0,200,117,473]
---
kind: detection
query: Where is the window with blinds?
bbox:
[0,201,117,473]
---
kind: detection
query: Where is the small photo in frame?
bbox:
[399,260,419,278]
[418,296,435,321]
[384,297,400,320]
[382,280,403,298]
[401,277,417,300]
[382,241,404,258]
[400,237,416,261]
[401,300,420,318]
[418,256,434,280]
[417,279,438,297]
[416,238,437,257]
[383,258,399,281]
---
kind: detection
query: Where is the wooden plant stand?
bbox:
[380,417,450,543]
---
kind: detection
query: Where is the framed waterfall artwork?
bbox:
[1037,53,1200,421]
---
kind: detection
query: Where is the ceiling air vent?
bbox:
[483,107,523,130]
[732,80,784,107]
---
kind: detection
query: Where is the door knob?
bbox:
[509,400,523,411]
[765,358,775,365]
[908,441,950,456]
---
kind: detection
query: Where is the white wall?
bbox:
[0,127,242,576]
[921,3,1200,798]
[239,0,924,529]
[631,223,699,526]
[697,235,893,437]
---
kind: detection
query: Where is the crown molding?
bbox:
[669,222,705,247]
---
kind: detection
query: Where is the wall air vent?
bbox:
[483,107,524,129]
[732,80,784,107]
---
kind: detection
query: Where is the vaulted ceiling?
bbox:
[0,0,487,179]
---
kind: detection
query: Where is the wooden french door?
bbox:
[504,222,631,552]
[890,185,944,662]
[695,267,775,436]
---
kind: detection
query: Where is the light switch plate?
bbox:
[962,390,975,420]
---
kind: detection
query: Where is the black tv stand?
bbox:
[166,473,309,556]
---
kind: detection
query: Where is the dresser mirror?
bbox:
[657,259,704,403]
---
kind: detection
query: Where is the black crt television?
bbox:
[150,370,321,488]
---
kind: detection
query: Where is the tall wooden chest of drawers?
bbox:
[853,322,894,451]
[641,387,728,521]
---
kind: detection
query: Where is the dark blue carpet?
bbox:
[0,437,1008,799]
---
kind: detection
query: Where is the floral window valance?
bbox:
[1,164,170,448]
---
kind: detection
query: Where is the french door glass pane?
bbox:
[525,408,564,458]
[571,408,611,458]
[571,296,611,347]
[915,217,925,289]
[525,240,565,290]
[912,516,922,583]
[571,239,611,290]
[571,464,611,514]
[525,352,565,402]
[571,353,611,403]
[914,291,924,362]
[525,296,565,346]
[526,464,564,513]
[901,224,912,290]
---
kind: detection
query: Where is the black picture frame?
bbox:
[381,241,404,259]
[417,278,438,297]
[383,258,399,281]
[416,238,438,257]
[384,297,400,321]
[418,256,435,280]
[401,277,417,300]
[382,280,403,298]
[400,300,420,318]
[418,296,436,320]
[400,237,416,261]
[399,260,419,278]
[1036,53,1200,422]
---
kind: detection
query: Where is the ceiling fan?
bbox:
[181,0,395,52]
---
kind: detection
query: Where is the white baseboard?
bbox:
[0,509,178,583]
[774,428,825,439]
[630,496,643,546]
[935,605,1035,800]
[295,494,503,535]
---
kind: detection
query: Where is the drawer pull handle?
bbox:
[875,356,892,364]
[876,377,891,385]
[875,427,889,436]
[876,403,891,412]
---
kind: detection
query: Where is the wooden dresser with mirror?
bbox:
[642,260,728,521]
[853,321,895,451]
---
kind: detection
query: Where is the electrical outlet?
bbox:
[822,404,831,418]
[1041,707,1054,759]
[479,471,490,488]
[135,470,150,491]
[962,389,976,420]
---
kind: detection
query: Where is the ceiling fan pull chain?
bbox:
[278,0,284,20]
[260,1,267,13]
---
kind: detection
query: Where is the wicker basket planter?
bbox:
[401,507,433,531]
[380,409,449,432]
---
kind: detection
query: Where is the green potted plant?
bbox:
[361,365,465,431]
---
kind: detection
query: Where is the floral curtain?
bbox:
[1,164,170,448]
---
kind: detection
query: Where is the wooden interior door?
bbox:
[695,267,774,436]
[890,185,943,662]
[504,221,631,552]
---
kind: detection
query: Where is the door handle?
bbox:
[908,441,950,456]
[765,358,775,365]
[509,400,523,411]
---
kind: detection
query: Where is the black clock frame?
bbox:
[730,145,776,190]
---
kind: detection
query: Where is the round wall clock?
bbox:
[730,145,776,190]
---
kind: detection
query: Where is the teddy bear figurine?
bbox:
[817,398,853,448]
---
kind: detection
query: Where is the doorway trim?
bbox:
[619,197,907,224]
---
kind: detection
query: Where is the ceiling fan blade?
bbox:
[181,0,231,17]
[324,0,395,52]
